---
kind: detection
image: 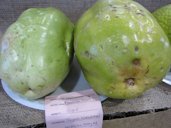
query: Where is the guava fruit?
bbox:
[0,8,74,99]
[74,0,171,99]
[153,4,171,42]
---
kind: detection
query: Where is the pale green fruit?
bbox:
[153,4,171,42]
[74,0,171,99]
[0,8,74,99]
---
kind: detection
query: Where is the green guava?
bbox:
[74,0,171,99]
[0,8,74,99]
[153,4,171,42]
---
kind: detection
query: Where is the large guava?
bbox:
[0,8,74,99]
[74,0,171,99]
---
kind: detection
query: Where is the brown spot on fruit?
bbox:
[84,51,93,60]
[85,51,90,57]
[132,58,141,66]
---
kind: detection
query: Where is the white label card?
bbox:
[45,89,103,128]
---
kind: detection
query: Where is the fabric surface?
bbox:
[0,83,44,128]
[0,0,171,128]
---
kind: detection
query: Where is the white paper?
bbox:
[45,89,103,128]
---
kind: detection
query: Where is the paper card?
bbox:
[45,89,103,128]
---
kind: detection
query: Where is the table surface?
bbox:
[0,0,171,128]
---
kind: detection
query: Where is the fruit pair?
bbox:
[0,0,171,100]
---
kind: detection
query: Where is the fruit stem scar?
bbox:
[124,78,135,86]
